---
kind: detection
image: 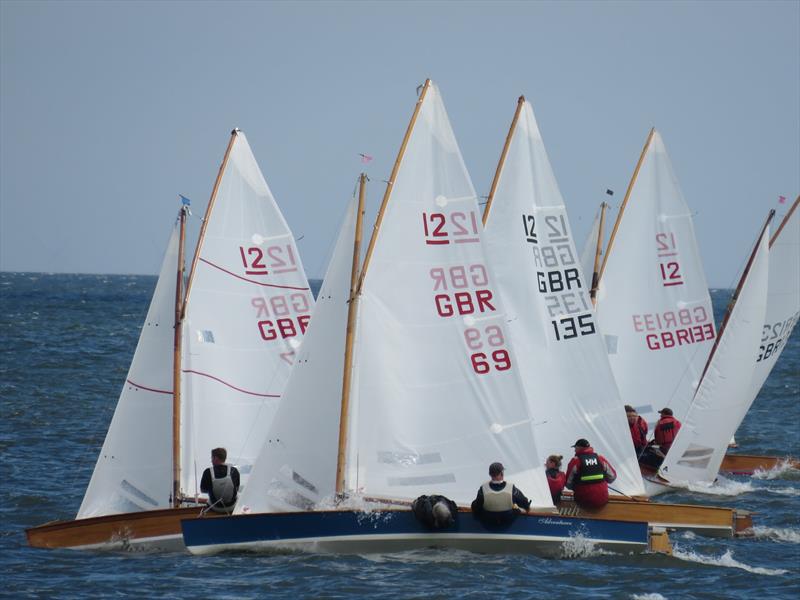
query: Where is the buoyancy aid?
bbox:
[577,453,605,485]
[630,417,648,450]
[655,416,680,451]
[481,481,514,512]
[211,464,236,506]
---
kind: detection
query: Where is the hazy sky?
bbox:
[1,1,798,286]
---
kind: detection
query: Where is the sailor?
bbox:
[200,447,241,514]
[411,494,458,529]
[565,439,617,509]
[654,407,682,456]
[471,462,531,525]
[545,454,566,504]
[625,405,649,457]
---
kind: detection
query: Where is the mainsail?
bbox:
[345,82,553,509]
[659,217,771,484]
[78,220,180,518]
[482,98,644,496]
[234,190,361,514]
[180,131,313,497]
[749,197,800,400]
[595,129,715,429]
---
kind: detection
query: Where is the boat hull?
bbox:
[181,509,650,556]
[26,507,216,551]
[556,497,752,538]
[719,453,800,476]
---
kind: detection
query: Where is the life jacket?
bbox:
[576,453,605,485]
[630,417,648,450]
[655,416,680,451]
[211,464,236,508]
[481,481,514,512]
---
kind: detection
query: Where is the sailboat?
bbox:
[27,130,314,550]
[182,81,662,556]
[649,212,773,493]
[481,96,750,537]
[594,128,716,432]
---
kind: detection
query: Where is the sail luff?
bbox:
[482,96,525,225]
[589,201,608,303]
[770,195,800,247]
[171,206,188,507]
[597,127,656,286]
[697,209,775,386]
[336,174,367,496]
[182,129,239,316]
[356,80,431,295]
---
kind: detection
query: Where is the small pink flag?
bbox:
[359,153,373,164]
[779,195,787,204]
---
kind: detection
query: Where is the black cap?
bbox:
[659,407,673,416]
[572,438,590,448]
[489,462,504,476]
[624,405,635,413]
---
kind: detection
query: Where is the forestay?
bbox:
[78,222,179,518]
[234,195,359,514]
[346,82,553,509]
[749,198,800,400]
[660,222,770,484]
[181,131,313,497]
[483,100,644,496]
[595,130,715,429]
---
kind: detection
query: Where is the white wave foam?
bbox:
[630,595,667,600]
[672,547,788,575]
[559,533,615,559]
[762,486,800,497]
[753,460,800,480]
[751,526,800,543]
[683,477,754,497]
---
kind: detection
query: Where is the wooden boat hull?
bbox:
[180,508,651,557]
[719,453,800,476]
[26,507,216,551]
[556,497,752,538]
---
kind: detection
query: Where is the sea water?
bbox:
[1,275,798,599]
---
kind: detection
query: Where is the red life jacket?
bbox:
[655,416,681,452]
[629,416,648,450]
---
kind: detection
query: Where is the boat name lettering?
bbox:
[538,517,572,526]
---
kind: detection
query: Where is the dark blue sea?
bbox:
[1,273,798,599]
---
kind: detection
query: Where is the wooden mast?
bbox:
[596,127,656,290]
[770,195,799,248]
[356,79,431,294]
[335,174,367,496]
[172,129,237,504]
[589,202,608,302]
[697,209,775,385]
[171,204,188,507]
[482,95,525,225]
[182,129,238,316]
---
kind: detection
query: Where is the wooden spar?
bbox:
[698,209,775,384]
[482,95,525,225]
[356,79,431,295]
[589,201,608,303]
[336,174,367,496]
[172,205,188,507]
[770,194,799,248]
[182,129,238,317]
[596,127,656,287]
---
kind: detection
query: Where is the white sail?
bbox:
[181,131,314,496]
[595,130,715,429]
[579,204,603,289]
[347,82,554,509]
[483,100,645,496]
[234,194,359,514]
[659,222,770,484]
[749,199,800,399]
[78,221,179,518]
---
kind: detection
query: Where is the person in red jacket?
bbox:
[625,405,649,457]
[654,407,681,455]
[545,454,566,504]
[565,439,617,509]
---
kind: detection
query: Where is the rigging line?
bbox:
[197,257,310,290]
[181,369,281,398]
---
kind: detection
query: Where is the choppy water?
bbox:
[1,275,798,599]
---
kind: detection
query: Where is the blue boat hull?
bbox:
[181,509,649,556]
